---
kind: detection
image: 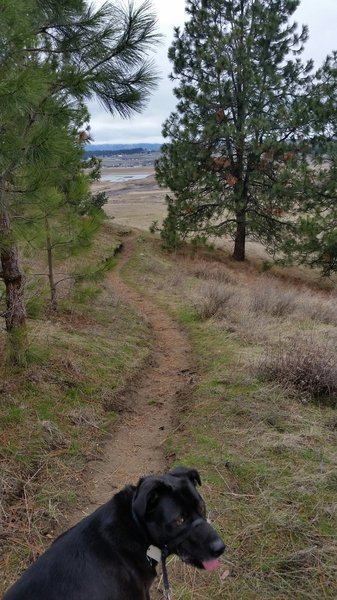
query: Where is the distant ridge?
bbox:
[86,143,161,152]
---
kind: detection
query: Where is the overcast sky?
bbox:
[89,0,337,145]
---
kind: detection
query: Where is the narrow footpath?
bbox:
[71,233,194,519]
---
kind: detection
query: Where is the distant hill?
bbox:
[86,143,161,152]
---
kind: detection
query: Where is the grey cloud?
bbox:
[88,0,337,144]
[88,28,177,144]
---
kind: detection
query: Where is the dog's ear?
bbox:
[169,466,202,487]
[132,476,174,520]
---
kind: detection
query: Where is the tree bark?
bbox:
[45,215,57,311]
[0,181,27,364]
[233,209,246,261]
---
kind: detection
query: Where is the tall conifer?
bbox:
[0,0,160,361]
[156,0,317,260]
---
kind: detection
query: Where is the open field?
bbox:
[95,166,335,289]
[93,167,169,230]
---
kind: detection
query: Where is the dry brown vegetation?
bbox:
[258,335,337,402]
[123,235,337,600]
[193,281,236,320]
[0,225,151,594]
[2,225,337,599]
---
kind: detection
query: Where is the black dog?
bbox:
[3,466,225,600]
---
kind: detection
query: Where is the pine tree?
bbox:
[156,0,315,260]
[279,53,337,276]
[19,104,97,311]
[0,0,160,362]
[0,0,42,362]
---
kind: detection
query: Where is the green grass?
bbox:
[124,234,337,600]
[2,229,336,598]
[177,306,200,324]
[2,407,26,425]
[0,225,151,594]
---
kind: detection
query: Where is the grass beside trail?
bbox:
[123,234,337,600]
[0,225,151,594]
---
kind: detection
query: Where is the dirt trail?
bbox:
[71,234,193,520]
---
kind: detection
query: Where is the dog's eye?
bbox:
[174,516,185,526]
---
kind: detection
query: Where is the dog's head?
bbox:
[132,466,225,571]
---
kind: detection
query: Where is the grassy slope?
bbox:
[123,234,337,600]
[0,224,151,594]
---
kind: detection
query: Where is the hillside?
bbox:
[1,225,337,599]
[122,234,337,599]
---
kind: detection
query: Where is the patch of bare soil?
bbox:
[68,234,194,596]
[67,233,194,596]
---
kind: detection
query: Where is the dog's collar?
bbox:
[132,512,171,595]
[146,545,172,600]
[134,508,205,600]
[146,544,162,563]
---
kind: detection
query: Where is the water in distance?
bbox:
[100,173,150,183]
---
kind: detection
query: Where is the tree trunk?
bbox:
[0,183,27,364]
[233,209,246,261]
[45,215,57,311]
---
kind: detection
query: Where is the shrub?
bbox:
[190,260,233,284]
[250,279,297,317]
[258,336,337,403]
[297,295,337,325]
[193,281,235,320]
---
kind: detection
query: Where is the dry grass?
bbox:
[189,260,234,284]
[193,281,236,320]
[249,278,298,317]
[258,335,337,403]
[296,293,337,325]
[124,235,337,600]
[0,225,151,594]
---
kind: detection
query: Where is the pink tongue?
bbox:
[202,559,220,571]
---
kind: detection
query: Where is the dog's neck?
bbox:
[111,486,159,562]
[105,485,174,599]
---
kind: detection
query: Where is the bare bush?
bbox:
[250,279,298,317]
[68,407,99,427]
[162,268,185,290]
[190,260,233,284]
[258,336,337,403]
[0,470,23,510]
[193,281,235,320]
[297,294,337,325]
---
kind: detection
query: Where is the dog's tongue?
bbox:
[202,559,220,571]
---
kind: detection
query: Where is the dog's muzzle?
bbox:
[163,517,205,554]
[169,517,225,571]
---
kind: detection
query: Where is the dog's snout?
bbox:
[210,538,225,557]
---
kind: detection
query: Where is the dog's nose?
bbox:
[209,538,226,557]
